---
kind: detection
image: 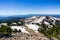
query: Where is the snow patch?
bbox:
[25,24,39,31]
[44,21,50,25]
[11,26,29,33]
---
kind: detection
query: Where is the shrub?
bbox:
[38,24,60,38]
[13,29,21,32]
[0,25,12,36]
[19,29,21,32]
[14,29,18,32]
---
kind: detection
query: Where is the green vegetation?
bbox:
[38,24,60,39]
[19,29,21,32]
[0,25,13,36]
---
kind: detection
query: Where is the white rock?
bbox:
[11,26,29,33]
[25,24,39,31]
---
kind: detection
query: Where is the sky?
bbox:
[0,0,60,16]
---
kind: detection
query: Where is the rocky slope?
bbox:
[0,16,60,40]
[0,33,49,40]
[0,32,59,40]
[14,16,60,33]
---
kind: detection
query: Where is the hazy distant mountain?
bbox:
[0,14,60,23]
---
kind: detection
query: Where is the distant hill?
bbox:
[0,14,60,23]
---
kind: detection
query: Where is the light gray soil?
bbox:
[0,32,58,40]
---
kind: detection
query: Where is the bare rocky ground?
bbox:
[0,32,58,40]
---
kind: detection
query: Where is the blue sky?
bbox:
[0,0,60,16]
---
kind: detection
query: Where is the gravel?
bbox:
[0,32,58,40]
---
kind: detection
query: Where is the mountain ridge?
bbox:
[10,16,60,33]
[0,14,60,23]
